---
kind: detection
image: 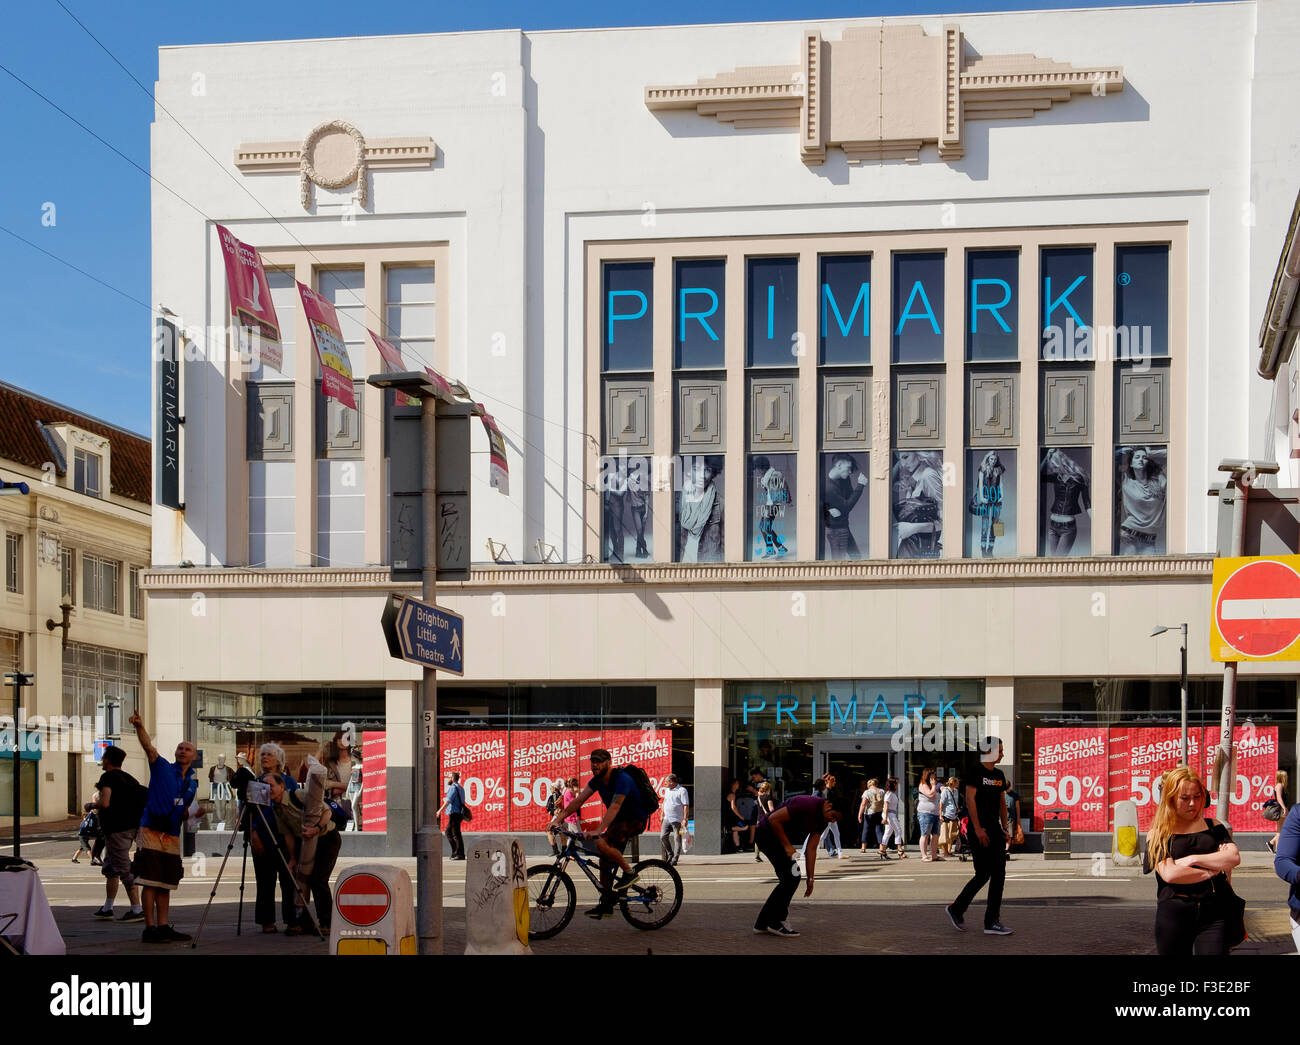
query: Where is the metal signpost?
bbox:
[369,370,463,956]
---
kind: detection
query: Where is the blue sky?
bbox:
[0,0,1197,435]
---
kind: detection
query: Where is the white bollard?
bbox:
[330,864,417,955]
[1112,799,1141,866]
[464,835,531,955]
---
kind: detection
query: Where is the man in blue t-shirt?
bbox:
[549,748,648,920]
[436,772,468,860]
[128,711,198,944]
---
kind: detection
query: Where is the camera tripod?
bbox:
[191,800,325,949]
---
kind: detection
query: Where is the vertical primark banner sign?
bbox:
[155,318,183,511]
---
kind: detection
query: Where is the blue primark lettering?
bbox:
[901,695,927,720]
[895,281,941,335]
[936,695,958,720]
[822,282,870,337]
[775,696,799,725]
[828,696,857,725]
[767,285,775,340]
[970,279,1012,333]
[865,694,891,724]
[741,697,767,725]
[679,287,719,341]
[1043,275,1087,329]
[607,290,647,343]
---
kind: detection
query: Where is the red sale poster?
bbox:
[297,281,356,408]
[216,224,282,367]
[509,731,578,831]
[601,730,674,832]
[1200,726,1279,832]
[358,731,386,832]
[440,731,509,832]
[1107,728,1202,831]
[1032,728,1108,831]
[576,733,609,830]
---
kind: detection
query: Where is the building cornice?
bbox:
[142,556,1214,593]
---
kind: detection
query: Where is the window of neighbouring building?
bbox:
[81,554,119,613]
[73,448,102,498]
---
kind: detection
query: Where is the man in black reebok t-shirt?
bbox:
[946,737,1013,936]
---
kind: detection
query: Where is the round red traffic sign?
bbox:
[1214,558,1300,658]
[336,873,391,927]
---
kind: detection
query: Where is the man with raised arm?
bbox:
[128,710,198,943]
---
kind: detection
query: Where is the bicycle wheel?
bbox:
[618,858,682,931]
[525,864,576,939]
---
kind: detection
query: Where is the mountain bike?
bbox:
[526,824,682,938]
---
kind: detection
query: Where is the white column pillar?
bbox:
[985,676,1015,772]
[385,680,416,856]
[695,678,724,855]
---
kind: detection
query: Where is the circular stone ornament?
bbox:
[300,120,368,210]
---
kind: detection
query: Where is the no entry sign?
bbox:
[1211,555,1300,661]
[336,872,391,927]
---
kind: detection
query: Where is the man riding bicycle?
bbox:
[548,749,647,920]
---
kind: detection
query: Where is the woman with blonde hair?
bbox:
[1267,770,1289,853]
[1143,766,1241,955]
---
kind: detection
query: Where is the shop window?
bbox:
[819,451,868,560]
[1039,447,1093,556]
[890,451,943,558]
[599,454,652,563]
[746,453,796,560]
[385,264,436,371]
[964,448,1016,558]
[674,454,725,562]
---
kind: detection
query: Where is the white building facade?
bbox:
[148,2,1300,854]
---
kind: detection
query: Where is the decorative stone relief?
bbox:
[748,378,797,451]
[894,374,943,448]
[677,380,725,452]
[1041,371,1092,445]
[605,382,653,452]
[1117,366,1169,442]
[37,531,59,567]
[821,375,870,449]
[968,372,1017,446]
[646,24,1123,166]
[235,123,438,212]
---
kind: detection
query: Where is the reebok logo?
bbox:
[49,976,151,1025]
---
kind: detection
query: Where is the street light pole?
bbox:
[4,672,34,858]
[1150,624,1189,765]
[418,392,441,955]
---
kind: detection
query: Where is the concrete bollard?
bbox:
[1112,799,1140,866]
[330,864,417,955]
[464,835,531,955]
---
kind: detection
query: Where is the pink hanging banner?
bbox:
[298,281,356,409]
[216,224,282,371]
[368,330,418,407]
[480,410,510,495]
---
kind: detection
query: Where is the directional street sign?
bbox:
[1211,555,1300,661]
[381,594,465,676]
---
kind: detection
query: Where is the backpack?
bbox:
[617,765,661,818]
[117,773,148,826]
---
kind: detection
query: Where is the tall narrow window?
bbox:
[385,265,436,369]
[892,253,944,363]
[4,534,19,593]
[966,250,1019,361]
[602,262,654,372]
[73,449,102,498]
[819,255,871,365]
[82,554,120,613]
[674,259,725,369]
[250,270,298,381]
[746,258,798,367]
[1040,247,1094,361]
[129,566,143,619]
[1115,244,1169,360]
[60,546,75,604]
[248,462,295,567]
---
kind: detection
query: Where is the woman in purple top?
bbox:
[752,796,840,938]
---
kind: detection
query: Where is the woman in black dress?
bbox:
[1143,766,1241,955]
